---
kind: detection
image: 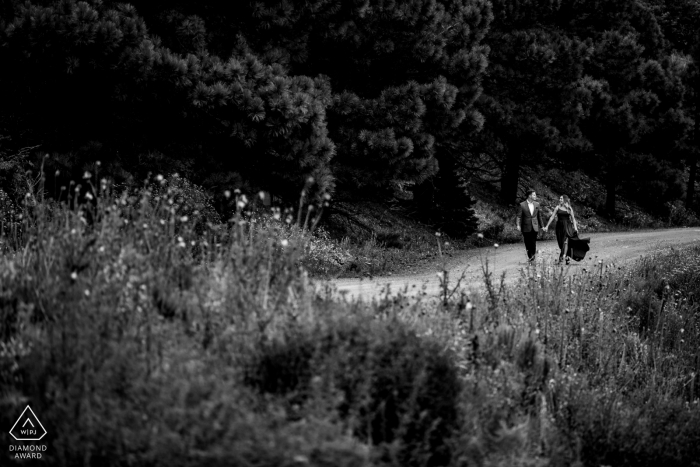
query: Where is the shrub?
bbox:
[245,315,462,467]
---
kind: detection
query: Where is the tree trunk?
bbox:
[605,171,616,217]
[687,154,697,209]
[500,149,521,204]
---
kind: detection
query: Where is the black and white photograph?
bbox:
[1,0,700,465]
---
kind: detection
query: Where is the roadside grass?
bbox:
[318,201,458,279]
[0,179,699,466]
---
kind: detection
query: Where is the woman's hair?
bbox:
[561,195,572,211]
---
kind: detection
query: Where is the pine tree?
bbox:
[568,0,692,215]
[475,0,593,204]
[119,0,493,235]
[0,0,335,201]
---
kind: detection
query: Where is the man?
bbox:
[516,189,544,262]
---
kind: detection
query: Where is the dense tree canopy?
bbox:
[1,0,700,232]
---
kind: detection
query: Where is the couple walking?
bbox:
[516,189,590,264]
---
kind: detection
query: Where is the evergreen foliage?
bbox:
[0,0,335,200]
[476,0,594,204]
[1,0,700,231]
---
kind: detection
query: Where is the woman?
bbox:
[544,195,581,264]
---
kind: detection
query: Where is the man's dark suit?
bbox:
[517,200,543,260]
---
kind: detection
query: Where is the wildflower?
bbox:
[234,188,241,194]
[156,174,164,182]
[180,215,189,223]
[55,170,60,177]
[435,232,442,237]
[477,233,484,239]
[465,301,473,311]
[191,241,195,246]
[85,192,93,201]
[98,246,105,253]
[307,176,315,184]
[436,271,444,280]
[70,271,78,281]
[494,243,499,248]
[70,229,77,235]
[83,171,92,179]
[444,242,450,247]
[281,239,289,247]
[96,160,101,166]
[224,190,231,199]
[323,193,331,201]
[258,191,266,200]
[142,223,148,229]
[84,289,90,297]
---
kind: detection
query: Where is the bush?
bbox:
[245,315,462,467]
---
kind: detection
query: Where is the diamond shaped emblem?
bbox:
[9,406,47,441]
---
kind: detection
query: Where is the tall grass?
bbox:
[1,177,699,466]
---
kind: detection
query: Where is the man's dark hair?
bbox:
[525,188,536,198]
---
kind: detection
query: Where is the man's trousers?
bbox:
[522,231,538,260]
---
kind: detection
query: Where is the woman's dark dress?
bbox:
[555,209,590,261]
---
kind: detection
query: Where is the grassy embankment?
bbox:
[1,177,699,467]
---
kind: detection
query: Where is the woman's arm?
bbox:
[544,206,557,229]
[571,207,578,231]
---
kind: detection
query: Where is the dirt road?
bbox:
[328,228,700,301]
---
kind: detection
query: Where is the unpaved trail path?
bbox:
[327,228,700,301]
